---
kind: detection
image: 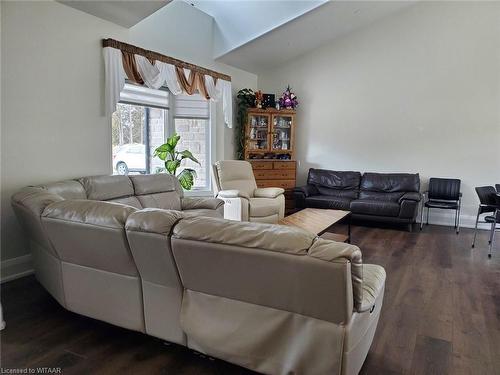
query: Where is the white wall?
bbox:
[259,1,500,226]
[0,0,257,267]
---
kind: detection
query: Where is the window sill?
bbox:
[184,189,214,197]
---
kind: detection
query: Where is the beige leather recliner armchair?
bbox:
[212,160,285,223]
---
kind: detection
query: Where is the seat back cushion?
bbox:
[215,160,257,198]
[79,175,133,200]
[307,169,361,198]
[428,178,461,200]
[130,174,182,211]
[79,175,142,208]
[42,200,138,276]
[358,191,406,202]
[361,173,420,194]
[171,217,353,324]
[41,180,87,200]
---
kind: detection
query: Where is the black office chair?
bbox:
[420,178,462,233]
[471,186,498,248]
[487,193,500,258]
[496,184,500,193]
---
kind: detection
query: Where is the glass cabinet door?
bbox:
[247,114,270,151]
[272,115,293,151]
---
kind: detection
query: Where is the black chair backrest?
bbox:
[476,186,498,215]
[496,184,500,193]
[475,186,497,206]
[428,178,461,200]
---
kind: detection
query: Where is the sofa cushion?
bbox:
[350,199,400,217]
[359,191,404,202]
[41,180,87,200]
[79,175,134,201]
[41,200,138,276]
[109,196,143,209]
[183,208,224,218]
[360,172,419,193]
[249,198,281,218]
[305,196,352,210]
[308,169,361,191]
[172,216,316,254]
[137,192,182,211]
[316,186,359,199]
[129,174,180,196]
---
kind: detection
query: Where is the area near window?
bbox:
[111,83,212,191]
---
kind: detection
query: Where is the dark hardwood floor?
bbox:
[1,224,499,374]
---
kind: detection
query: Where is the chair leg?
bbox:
[420,202,425,230]
[426,207,430,225]
[454,208,458,229]
[488,219,496,258]
[472,207,480,248]
[456,199,461,234]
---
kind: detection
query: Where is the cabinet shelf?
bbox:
[245,108,295,161]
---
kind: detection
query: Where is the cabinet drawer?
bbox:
[256,180,296,189]
[254,170,296,180]
[251,161,272,170]
[273,161,296,170]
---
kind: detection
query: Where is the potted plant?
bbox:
[153,133,199,190]
[235,88,255,160]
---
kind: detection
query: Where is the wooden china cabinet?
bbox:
[244,108,297,212]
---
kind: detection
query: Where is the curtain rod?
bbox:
[102,38,232,82]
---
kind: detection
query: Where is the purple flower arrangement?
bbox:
[278,85,298,109]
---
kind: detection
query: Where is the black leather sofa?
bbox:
[294,169,421,230]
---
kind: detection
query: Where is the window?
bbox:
[111,83,212,191]
[174,94,210,190]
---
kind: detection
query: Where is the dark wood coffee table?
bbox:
[279,208,351,243]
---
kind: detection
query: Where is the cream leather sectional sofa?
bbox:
[12,174,386,375]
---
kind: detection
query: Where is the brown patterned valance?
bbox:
[102,38,231,82]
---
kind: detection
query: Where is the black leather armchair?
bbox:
[294,169,421,230]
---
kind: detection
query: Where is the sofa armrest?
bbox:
[399,192,422,203]
[126,208,184,235]
[293,185,318,198]
[254,187,285,198]
[218,190,250,199]
[308,238,364,311]
[358,264,386,313]
[181,197,224,211]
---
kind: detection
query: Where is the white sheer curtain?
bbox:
[204,75,232,128]
[103,47,125,116]
[104,47,232,127]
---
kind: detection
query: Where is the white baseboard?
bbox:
[416,210,492,230]
[1,254,34,283]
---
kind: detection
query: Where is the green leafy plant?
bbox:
[235,88,255,160]
[153,133,199,190]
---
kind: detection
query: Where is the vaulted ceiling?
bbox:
[215,1,416,73]
[57,0,416,74]
[57,0,172,28]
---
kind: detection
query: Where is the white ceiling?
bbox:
[216,1,416,74]
[57,0,172,28]
[188,0,326,57]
